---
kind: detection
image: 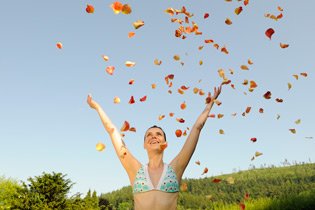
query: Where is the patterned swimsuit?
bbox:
[133,163,179,193]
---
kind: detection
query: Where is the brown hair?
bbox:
[144,125,167,142]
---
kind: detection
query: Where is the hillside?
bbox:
[99,162,315,210]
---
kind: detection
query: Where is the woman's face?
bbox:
[144,127,166,150]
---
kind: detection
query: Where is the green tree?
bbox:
[0,176,22,210]
[11,172,73,210]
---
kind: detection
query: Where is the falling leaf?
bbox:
[288,83,292,90]
[219,129,225,134]
[280,43,289,48]
[275,98,283,103]
[293,74,299,80]
[248,59,254,65]
[245,106,251,114]
[113,96,121,104]
[102,55,109,61]
[151,83,157,89]
[255,151,263,157]
[195,160,201,165]
[120,121,130,132]
[259,108,264,113]
[121,4,132,15]
[276,114,281,120]
[209,114,216,118]
[202,167,208,175]
[250,80,257,89]
[218,114,224,119]
[295,119,301,124]
[244,0,249,6]
[300,72,308,77]
[86,4,95,13]
[180,182,188,192]
[165,7,175,16]
[129,127,136,132]
[241,65,249,70]
[56,42,63,49]
[204,13,209,19]
[128,79,135,85]
[225,18,232,25]
[212,178,222,183]
[205,39,214,44]
[96,142,106,152]
[265,28,275,40]
[263,91,272,99]
[154,59,162,65]
[173,54,181,61]
[128,96,135,104]
[199,60,203,65]
[180,101,187,110]
[175,129,182,137]
[289,128,296,134]
[106,66,115,75]
[198,45,204,50]
[221,46,229,54]
[133,20,144,29]
[250,137,257,142]
[158,115,165,121]
[125,61,136,67]
[278,6,284,12]
[176,118,185,123]
[128,32,135,38]
[139,96,147,102]
[160,142,168,151]
[242,80,249,85]
[110,2,123,14]
[226,177,235,184]
[235,6,243,15]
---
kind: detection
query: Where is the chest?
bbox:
[148,167,164,188]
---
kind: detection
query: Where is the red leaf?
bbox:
[139,95,147,102]
[129,96,135,104]
[265,28,275,40]
[204,13,209,19]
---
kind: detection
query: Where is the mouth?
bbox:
[149,140,160,145]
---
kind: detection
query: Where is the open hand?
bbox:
[87,94,99,110]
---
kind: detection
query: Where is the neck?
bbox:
[147,152,164,169]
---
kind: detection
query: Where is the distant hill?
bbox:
[99,162,315,210]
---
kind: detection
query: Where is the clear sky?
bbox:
[1,1,314,195]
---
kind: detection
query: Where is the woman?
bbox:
[87,85,222,210]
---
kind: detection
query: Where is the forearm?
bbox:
[194,101,214,131]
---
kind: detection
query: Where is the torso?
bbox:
[132,163,180,210]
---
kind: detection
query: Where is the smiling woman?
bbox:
[87,85,221,210]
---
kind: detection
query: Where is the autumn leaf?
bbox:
[176,118,185,123]
[250,80,257,89]
[158,115,165,121]
[175,129,182,137]
[86,4,95,13]
[195,160,201,165]
[128,79,135,85]
[102,55,109,61]
[263,91,272,99]
[113,96,121,104]
[125,61,136,67]
[235,6,243,15]
[250,137,257,142]
[288,82,292,90]
[219,129,225,134]
[280,43,289,48]
[129,127,136,132]
[133,20,144,29]
[154,59,162,65]
[255,151,263,157]
[202,167,208,175]
[204,13,209,19]
[121,4,132,15]
[300,72,308,77]
[128,96,135,104]
[241,65,249,70]
[244,0,249,6]
[265,28,275,40]
[110,2,123,14]
[128,32,135,38]
[218,114,224,119]
[151,83,157,89]
[56,42,63,49]
[295,119,301,124]
[120,121,130,132]
[225,18,232,25]
[96,142,106,151]
[212,178,222,183]
[139,96,147,102]
[259,108,264,113]
[180,182,188,192]
[289,128,296,134]
[275,98,283,103]
[160,142,168,151]
[106,66,115,75]
[180,101,187,110]
[173,54,181,61]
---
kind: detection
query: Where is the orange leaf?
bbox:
[129,127,136,132]
[128,96,135,104]
[181,85,189,90]
[245,106,251,114]
[178,89,184,95]
[250,80,257,89]
[175,129,182,137]
[209,114,216,118]
[128,79,135,85]
[128,32,135,38]
[158,115,165,121]
[86,4,95,13]
[125,61,136,67]
[154,59,162,65]
[244,0,249,6]
[280,43,289,48]
[110,2,123,14]
[235,6,243,15]
[241,65,249,70]
[121,4,132,15]
[106,66,115,75]
[120,121,130,132]
[300,72,308,77]
[259,108,264,113]
[169,112,174,117]
[217,114,224,119]
[151,83,157,89]
[242,79,248,85]
[195,160,201,165]
[173,54,181,61]
[221,46,229,54]
[160,142,168,151]
[205,39,214,44]
[225,18,232,25]
[248,58,254,65]
[240,203,246,210]
[265,28,275,40]
[180,101,187,110]
[278,6,284,12]
[102,55,109,61]
[56,42,63,49]
[180,182,188,192]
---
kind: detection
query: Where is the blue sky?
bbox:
[1,1,314,195]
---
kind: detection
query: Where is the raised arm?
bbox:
[170,85,222,179]
[87,94,141,184]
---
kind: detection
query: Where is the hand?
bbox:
[211,85,222,100]
[87,94,99,110]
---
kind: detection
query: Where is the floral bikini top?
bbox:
[133,163,179,193]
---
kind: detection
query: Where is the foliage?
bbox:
[0,176,21,210]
